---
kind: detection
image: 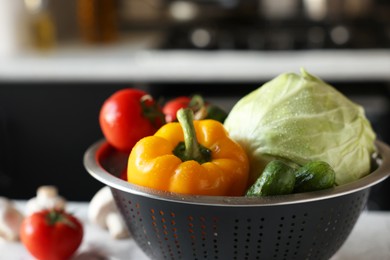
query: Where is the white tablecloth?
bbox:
[1,201,389,260]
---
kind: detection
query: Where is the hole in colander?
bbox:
[148,207,185,259]
[109,187,372,260]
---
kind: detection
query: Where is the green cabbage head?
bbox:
[224,68,376,186]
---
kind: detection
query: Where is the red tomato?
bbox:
[120,167,128,181]
[162,96,191,122]
[99,88,165,152]
[20,209,83,260]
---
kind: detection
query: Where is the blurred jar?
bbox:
[24,0,57,51]
[0,0,30,56]
[77,0,119,44]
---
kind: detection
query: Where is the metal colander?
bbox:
[84,140,390,260]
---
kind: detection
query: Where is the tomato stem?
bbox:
[140,94,166,126]
[46,210,77,228]
[189,94,205,111]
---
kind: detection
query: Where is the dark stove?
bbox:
[158,19,389,50]
[125,0,390,51]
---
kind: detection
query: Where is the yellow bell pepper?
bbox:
[127,108,249,196]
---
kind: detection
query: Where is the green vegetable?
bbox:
[205,105,228,123]
[246,160,296,196]
[224,68,376,186]
[294,161,336,193]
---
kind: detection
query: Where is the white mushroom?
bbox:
[88,186,130,239]
[0,197,24,241]
[26,185,66,215]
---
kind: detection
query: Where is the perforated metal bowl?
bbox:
[84,139,390,260]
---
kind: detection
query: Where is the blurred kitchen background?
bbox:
[0,0,390,208]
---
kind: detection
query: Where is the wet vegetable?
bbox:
[99,88,165,152]
[246,160,296,196]
[224,68,376,186]
[163,95,228,123]
[127,108,249,196]
[20,209,83,260]
[294,161,336,193]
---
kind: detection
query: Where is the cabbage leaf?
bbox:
[224,68,376,185]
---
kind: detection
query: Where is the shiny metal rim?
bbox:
[83,139,390,207]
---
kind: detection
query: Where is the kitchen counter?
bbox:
[0,47,389,83]
[1,201,390,260]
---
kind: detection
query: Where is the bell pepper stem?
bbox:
[175,108,211,164]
